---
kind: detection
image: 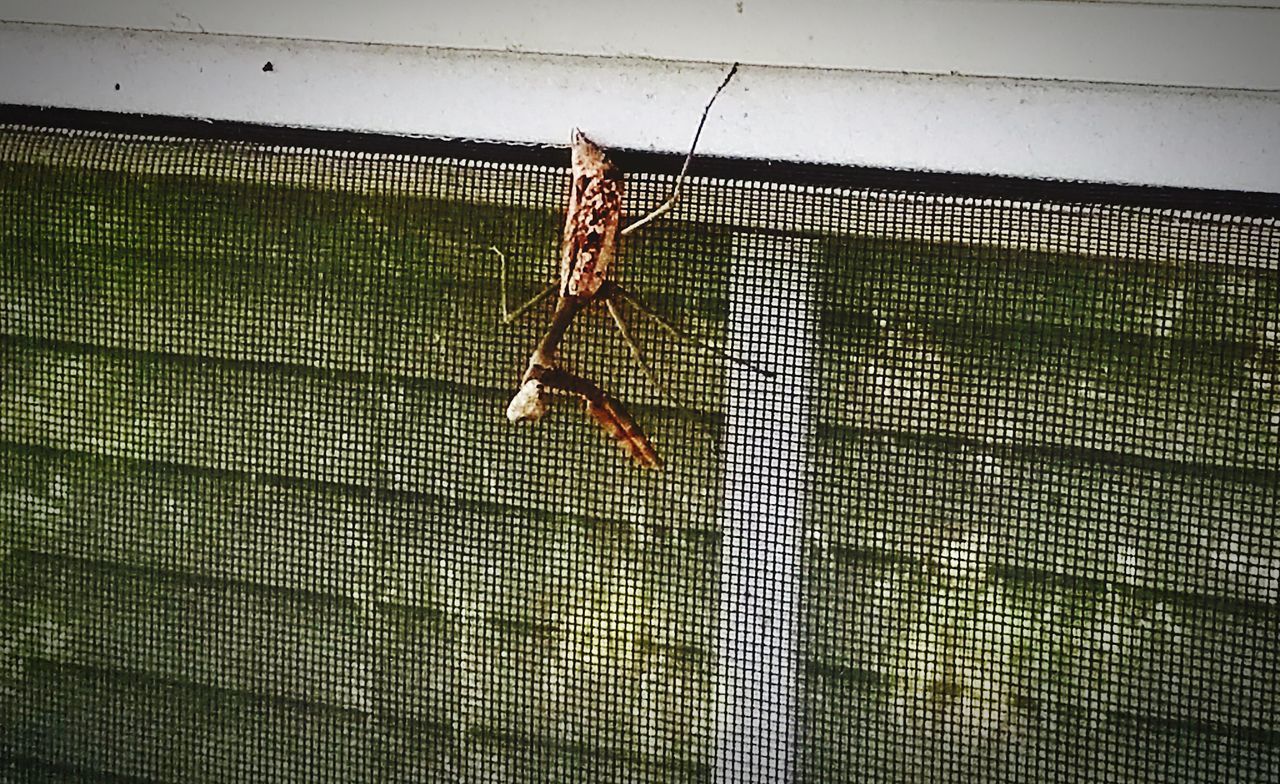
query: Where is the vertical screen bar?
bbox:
[716,233,817,783]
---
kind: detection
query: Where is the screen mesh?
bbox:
[1,117,1277,783]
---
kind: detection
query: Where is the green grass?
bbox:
[2,129,1277,783]
[0,137,732,781]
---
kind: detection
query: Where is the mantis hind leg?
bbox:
[603,288,740,465]
[605,297,690,410]
[620,63,739,239]
[492,246,556,324]
[609,283,775,379]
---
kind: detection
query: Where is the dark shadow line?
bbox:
[3,104,1277,218]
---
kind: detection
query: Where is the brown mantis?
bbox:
[496,62,766,468]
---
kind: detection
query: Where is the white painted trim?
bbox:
[3,23,1278,192]
[2,0,1278,90]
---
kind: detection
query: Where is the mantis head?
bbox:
[506,378,551,423]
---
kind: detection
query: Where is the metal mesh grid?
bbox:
[1,119,1277,783]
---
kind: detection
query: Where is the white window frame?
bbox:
[1,1,1278,191]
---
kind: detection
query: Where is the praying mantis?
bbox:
[495,62,766,468]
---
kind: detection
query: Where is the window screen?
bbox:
[1,114,1277,783]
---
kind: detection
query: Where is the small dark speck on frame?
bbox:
[263,61,274,72]
[114,83,120,91]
